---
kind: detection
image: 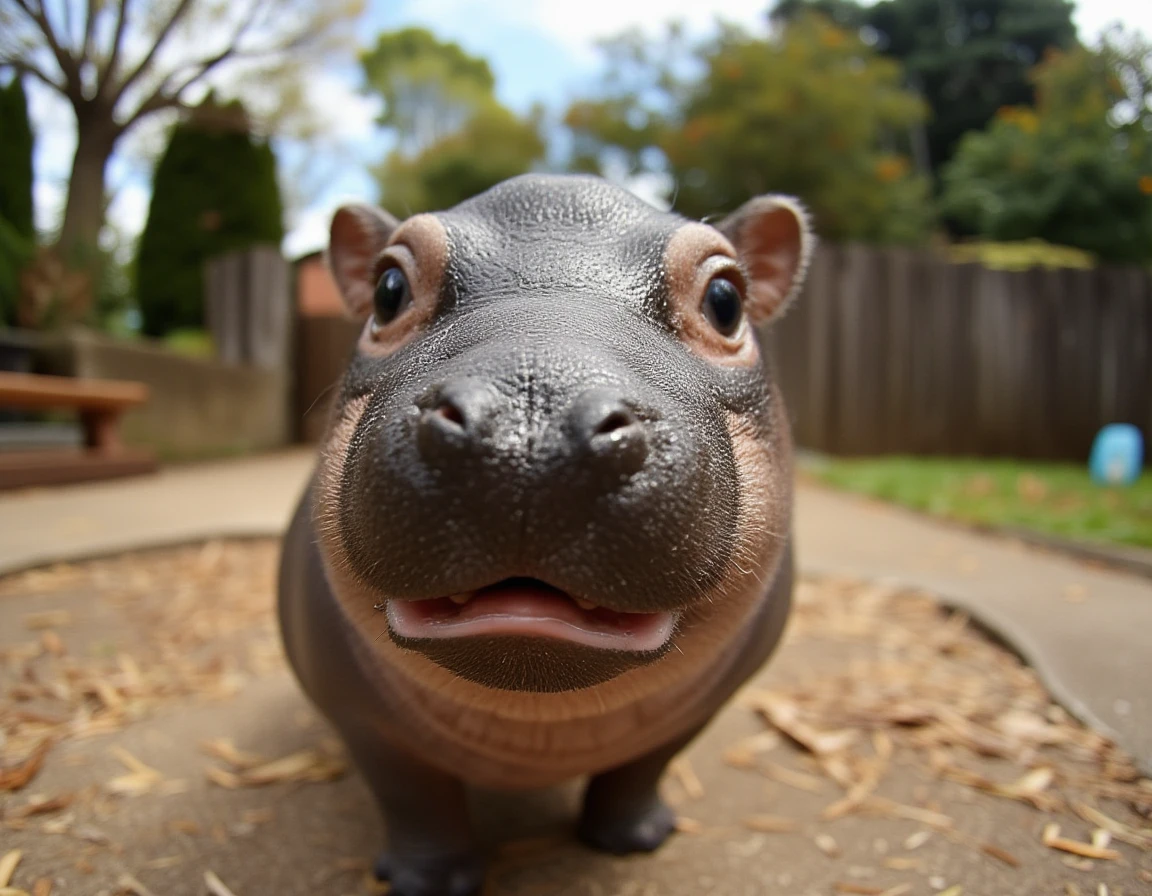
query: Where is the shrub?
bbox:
[136,98,284,337]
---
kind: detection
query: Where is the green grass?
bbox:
[807,456,1152,550]
[161,328,214,358]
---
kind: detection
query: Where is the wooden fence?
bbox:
[293,245,1152,460]
[205,247,292,370]
[295,315,359,442]
[767,245,1152,460]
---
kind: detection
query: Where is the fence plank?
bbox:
[770,248,1151,460]
[943,261,978,456]
[783,244,840,452]
[204,246,291,370]
[882,248,913,453]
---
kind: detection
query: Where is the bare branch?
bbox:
[82,0,98,62]
[11,0,81,98]
[61,0,76,53]
[118,39,295,130]
[1,56,68,92]
[111,0,195,105]
[97,0,132,97]
[117,0,294,130]
[118,89,187,127]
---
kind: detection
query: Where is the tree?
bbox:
[362,28,546,214]
[361,28,496,156]
[0,75,34,240]
[566,15,934,244]
[377,103,547,215]
[0,0,358,258]
[772,0,1079,174]
[135,97,283,336]
[940,31,1152,263]
[0,75,35,327]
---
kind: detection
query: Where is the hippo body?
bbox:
[278,175,812,896]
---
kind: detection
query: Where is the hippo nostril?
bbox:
[588,421,648,476]
[594,409,638,436]
[415,378,499,458]
[432,400,466,430]
[569,390,651,478]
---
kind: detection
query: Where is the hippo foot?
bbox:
[577,795,677,855]
[373,851,485,896]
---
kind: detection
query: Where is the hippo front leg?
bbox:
[577,726,703,855]
[343,728,484,896]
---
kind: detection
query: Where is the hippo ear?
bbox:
[327,204,401,318]
[716,196,814,324]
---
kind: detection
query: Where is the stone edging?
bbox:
[801,565,1148,777]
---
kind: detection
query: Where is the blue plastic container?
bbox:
[1088,424,1144,486]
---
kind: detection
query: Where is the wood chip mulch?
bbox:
[1,542,1150,896]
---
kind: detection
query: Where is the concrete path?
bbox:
[793,482,1152,773]
[0,450,314,575]
[1,451,1149,772]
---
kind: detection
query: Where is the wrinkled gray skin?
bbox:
[278,175,804,896]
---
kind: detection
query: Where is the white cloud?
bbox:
[26,79,76,238]
[303,66,383,143]
[105,181,151,258]
[33,180,65,239]
[529,0,768,57]
[283,206,333,260]
[1074,0,1152,43]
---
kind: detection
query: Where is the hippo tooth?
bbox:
[573,597,597,611]
[449,594,472,605]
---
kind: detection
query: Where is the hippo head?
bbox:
[314,174,812,697]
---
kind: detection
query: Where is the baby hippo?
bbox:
[278,174,812,896]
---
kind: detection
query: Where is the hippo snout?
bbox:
[337,357,739,612]
[414,378,652,481]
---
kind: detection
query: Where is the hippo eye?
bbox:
[702,276,744,337]
[372,267,410,328]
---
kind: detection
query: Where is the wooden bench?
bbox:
[0,371,157,489]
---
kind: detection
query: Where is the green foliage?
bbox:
[163,328,215,358]
[948,240,1094,270]
[566,15,934,243]
[136,99,284,337]
[378,104,546,214]
[772,0,1079,174]
[940,33,1152,264]
[91,227,139,332]
[0,76,35,241]
[362,28,546,214]
[362,28,496,153]
[0,75,36,325]
[0,217,34,327]
[810,456,1152,549]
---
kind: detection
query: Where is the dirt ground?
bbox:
[1,539,1149,896]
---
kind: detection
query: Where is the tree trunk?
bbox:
[56,118,117,260]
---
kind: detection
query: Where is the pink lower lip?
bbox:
[386,583,676,652]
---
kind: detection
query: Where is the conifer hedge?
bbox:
[136,99,283,337]
[0,76,35,326]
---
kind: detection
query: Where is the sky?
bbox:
[19,0,1152,262]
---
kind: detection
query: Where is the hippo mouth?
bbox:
[386,577,677,652]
